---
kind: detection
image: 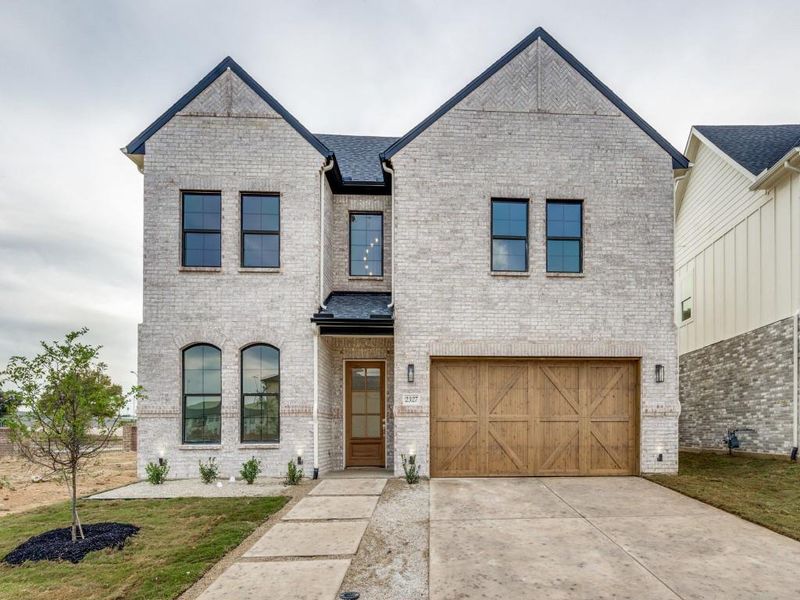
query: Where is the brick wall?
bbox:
[123,424,138,452]
[389,37,679,475]
[679,316,796,454]
[0,427,15,457]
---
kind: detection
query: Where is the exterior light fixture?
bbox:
[657,453,663,462]
[408,446,416,457]
[158,449,165,467]
[297,448,303,465]
[407,364,415,383]
[655,364,665,383]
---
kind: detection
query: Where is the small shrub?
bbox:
[401,453,420,484]
[0,475,14,491]
[199,457,219,484]
[284,459,303,485]
[145,460,169,485]
[240,456,262,484]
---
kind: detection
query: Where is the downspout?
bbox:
[319,158,335,310]
[793,310,798,456]
[382,161,395,308]
[313,158,334,479]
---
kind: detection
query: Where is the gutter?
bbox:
[381,161,395,309]
[749,148,800,190]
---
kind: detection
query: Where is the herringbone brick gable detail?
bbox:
[458,39,618,117]
[178,69,279,118]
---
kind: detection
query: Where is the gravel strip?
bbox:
[338,478,429,600]
[88,478,287,499]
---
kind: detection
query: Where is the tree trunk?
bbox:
[70,466,84,541]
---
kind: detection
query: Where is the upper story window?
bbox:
[242,194,280,268]
[183,344,222,444]
[182,192,221,267]
[350,213,383,277]
[241,344,280,443]
[546,200,583,273]
[491,199,528,272]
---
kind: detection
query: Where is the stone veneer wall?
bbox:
[679,316,796,455]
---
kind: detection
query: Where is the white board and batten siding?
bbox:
[676,141,800,355]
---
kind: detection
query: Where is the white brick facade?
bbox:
[131,33,680,479]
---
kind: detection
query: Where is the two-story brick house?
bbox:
[123,28,688,478]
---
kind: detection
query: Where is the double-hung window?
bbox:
[349,213,383,277]
[546,200,583,273]
[241,194,280,268]
[182,192,221,267]
[491,199,529,272]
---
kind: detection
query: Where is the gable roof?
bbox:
[122,56,331,158]
[315,134,398,183]
[381,27,689,170]
[693,125,800,176]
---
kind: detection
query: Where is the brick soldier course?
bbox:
[123,27,686,478]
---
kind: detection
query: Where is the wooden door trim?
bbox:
[345,360,386,468]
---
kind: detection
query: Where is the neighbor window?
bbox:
[183,344,221,444]
[680,267,694,322]
[491,199,529,272]
[182,192,221,267]
[681,296,693,322]
[349,213,383,277]
[546,200,583,273]
[241,344,280,443]
[241,194,280,268]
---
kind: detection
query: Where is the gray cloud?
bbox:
[1,0,799,396]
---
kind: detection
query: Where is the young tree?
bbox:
[1,328,142,542]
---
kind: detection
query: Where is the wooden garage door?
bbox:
[430,359,639,477]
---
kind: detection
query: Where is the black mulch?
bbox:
[3,522,140,565]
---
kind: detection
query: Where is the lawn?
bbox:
[648,451,800,541]
[0,496,288,600]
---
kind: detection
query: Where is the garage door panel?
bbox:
[487,421,528,475]
[431,359,638,477]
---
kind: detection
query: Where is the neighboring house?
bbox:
[675,125,800,456]
[122,27,687,479]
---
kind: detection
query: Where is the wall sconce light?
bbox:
[297,448,303,465]
[407,364,415,383]
[655,364,665,383]
[408,446,416,457]
[158,449,165,467]
[657,453,663,462]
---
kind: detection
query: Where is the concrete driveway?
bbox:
[430,477,800,600]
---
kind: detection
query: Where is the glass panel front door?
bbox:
[346,362,385,467]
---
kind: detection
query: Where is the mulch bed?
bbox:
[3,522,140,565]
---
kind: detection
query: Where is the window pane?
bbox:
[243,233,279,267]
[681,297,693,322]
[242,395,279,443]
[242,345,279,394]
[184,233,220,267]
[349,214,383,276]
[352,415,366,437]
[366,390,381,414]
[351,368,366,390]
[242,195,279,232]
[547,202,582,238]
[183,395,221,443]
[366,415,381,438]
[183,193,220,230]
[352,391,366,414]
[492,201,528,237]
[184,345,221,394]
[492,239,527,271]
[547,239,581,273]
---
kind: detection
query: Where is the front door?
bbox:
[345,361,385,467]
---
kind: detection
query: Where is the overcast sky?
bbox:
[1,0,798,400]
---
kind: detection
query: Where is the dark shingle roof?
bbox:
[315,134,398,183]
[695,125,800,176]
[312,292,393,322]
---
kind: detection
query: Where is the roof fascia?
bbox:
[749,148,800,190]
[381,27,689,169]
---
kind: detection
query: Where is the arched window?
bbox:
[182,344,221,444]
[241,345,280,443]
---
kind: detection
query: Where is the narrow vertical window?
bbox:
[183,344,221,444]
[546,200,583,273]
[241,194,280,268]
[680,266,694,322]
[491,199,528,272]
[241,345,280,443]
[349,213,383,277]
[182,192,221,267]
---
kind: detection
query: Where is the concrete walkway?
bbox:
[196,477,386,600]
[430,477,800,600]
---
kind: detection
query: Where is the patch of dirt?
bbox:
[339,478,430,600]
[3,522,140,565]
[0,451,137,517]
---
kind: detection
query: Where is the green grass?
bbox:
[0,496,288,600]
[647,451,800,541]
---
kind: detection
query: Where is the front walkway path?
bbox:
[196,477,386,600]
[430,477,800,599]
